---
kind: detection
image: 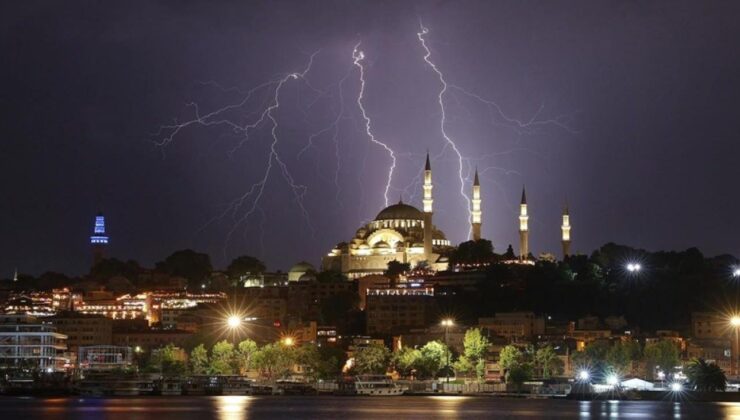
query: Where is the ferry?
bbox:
[335,375,407,396]
[160,378,183,396]
[222,377,254,395]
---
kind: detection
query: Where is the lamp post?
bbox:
[731,316,740,379]
[441,319,454,384]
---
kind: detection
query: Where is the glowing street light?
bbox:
[606,374,619,387]
[227,315,242,329]
[733,268,740,278]
[441,318,455,384]
[578,370,590,381]
[282,336,295,347]
[626,263,642,273]
[670,382,683,392]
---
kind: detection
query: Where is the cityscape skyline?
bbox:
[2,1,739,277]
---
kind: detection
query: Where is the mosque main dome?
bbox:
[374,200,424,221]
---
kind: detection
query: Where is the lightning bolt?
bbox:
[156,52,321,257]
[417,24,473,237]
[353,42,397,207]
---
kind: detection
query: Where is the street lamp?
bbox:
[626,263,642,273]
[578,370,590,382]
[282,336,295,347]
[733,268,740,278]
[227,315,242,329]
[731,316,740,379]
[441,318,455,384]
[606,374,619,388]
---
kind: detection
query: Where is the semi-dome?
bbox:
[374,200,424,221]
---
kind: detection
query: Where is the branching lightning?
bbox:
[353,42,397,207]
[417,24,473,236]
[156,52,321,257]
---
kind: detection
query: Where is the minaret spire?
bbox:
[518,186,529,261]
[561,199,571,258]
[423,152,434,261]
[471,167,482,241]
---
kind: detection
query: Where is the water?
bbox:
[0,396,737,419]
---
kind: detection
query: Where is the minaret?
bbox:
[471,168,482,241]
[518,187,529,261]
[90,212,109,266]
[423,152,434,261]
[561,202,571,258]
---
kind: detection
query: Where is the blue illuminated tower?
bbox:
[90,212,109,266]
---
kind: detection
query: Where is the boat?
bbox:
[222,377,254,395]
[335,375,407,396]
[276,379,317,395]
[160,379,183,396]
[182,379,206,396]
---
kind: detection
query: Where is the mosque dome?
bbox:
[374,200,424,221]
[288,261,315,282]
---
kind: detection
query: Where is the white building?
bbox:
[0,315,68,372]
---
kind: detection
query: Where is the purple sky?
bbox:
[2,1,739,276]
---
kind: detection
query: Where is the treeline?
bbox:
[440,242,739,331]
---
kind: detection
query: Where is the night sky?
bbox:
[2,1,739,277]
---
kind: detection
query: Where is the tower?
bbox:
[90,212,109,266]
[423,152,434,261]
[518,187,529,260]
[561,202,571,258]
[471,168,482,241]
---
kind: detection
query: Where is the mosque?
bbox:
[322,154,472,278]
[321,153,574,278]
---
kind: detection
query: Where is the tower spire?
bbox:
[561,199,571,258]
[423,152,434,261]
[471,167,482,241]
[519,186,529,261]
[90,212,109,267]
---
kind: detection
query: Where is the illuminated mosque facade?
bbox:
[322,153,574,278]
[322,154,463,278]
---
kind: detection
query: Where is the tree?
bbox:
[353,343,390,375]
[415,341,449,379]
[235,339,258,374]
[450,239,495,265]
[394,347,421,378]
[253,343,295,380]
[227,256,266,281]
[316,346,346,379]
[384,261,410,280]
[507,363,533,391]
[90,258,141,282]
[535,346,563,379]
[156,249,213,286]
[606,340,641,373]
[643,340,679,379]
[498,345,523,373]
[210,340,235,375]
[462,328,490,381]
[190,344,209,375]
[686,358,727,391]
[148,343,187,377]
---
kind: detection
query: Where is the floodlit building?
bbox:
[49,312,113,355]
[90,212,109,266]
[0,315,68,372]
[366,286,436,335]
[322,154,454,278]
[478,312,546,341]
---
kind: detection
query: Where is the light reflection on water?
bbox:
[7,396,740,419]
[214,396,252,420]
